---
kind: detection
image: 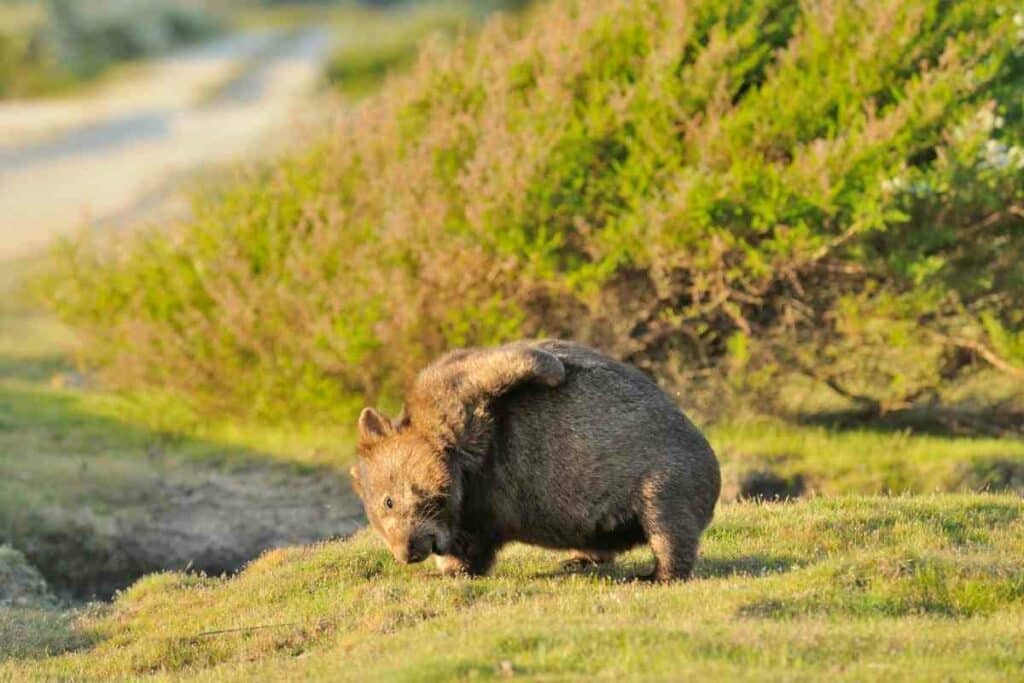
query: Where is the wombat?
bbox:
[350,340,721,580]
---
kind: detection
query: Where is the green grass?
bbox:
[711,419,1024,498]
[6,237,1024,678]
[3,495,1022,680]
[3,274,1023,679]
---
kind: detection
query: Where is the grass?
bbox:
[711,419,1024,498]
[4,255,1024,678]
[2,495,1022,679]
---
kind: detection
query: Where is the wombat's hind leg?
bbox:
[637,477,701,581]
[562,550,616,570]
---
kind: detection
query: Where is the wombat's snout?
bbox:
[394,533,441,564]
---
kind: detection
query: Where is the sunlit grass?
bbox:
[3,495,1022,679]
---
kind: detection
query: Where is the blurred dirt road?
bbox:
[0,27,331,261]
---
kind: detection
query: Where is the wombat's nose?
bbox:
[406,542,428,563]
[404,535,435,564]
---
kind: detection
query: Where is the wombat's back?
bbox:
[487,341,720,548]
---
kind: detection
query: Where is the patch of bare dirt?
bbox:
[16,466,364,600]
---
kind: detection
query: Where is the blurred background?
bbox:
[0,0,512,255]
[1,0,1023,677]
[0,0,519,622]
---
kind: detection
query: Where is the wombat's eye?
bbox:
[384,496,394,510]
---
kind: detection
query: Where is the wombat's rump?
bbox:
[351,340,721,580]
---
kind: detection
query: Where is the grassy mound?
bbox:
[3,495,1022,679]
[44,0,1024,423]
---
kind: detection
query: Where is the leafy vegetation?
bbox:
[3,495,1023,679]
[42,0,1024,427]
[324,2,481,98]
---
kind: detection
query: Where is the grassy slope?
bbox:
[3,495,1023,680]
[4,278,1024,679]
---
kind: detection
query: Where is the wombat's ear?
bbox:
[358,407,393,452]
[348,464,362,496]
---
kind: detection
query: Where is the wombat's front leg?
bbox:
[433,538,499,577]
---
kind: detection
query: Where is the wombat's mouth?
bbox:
[402,534,448,564]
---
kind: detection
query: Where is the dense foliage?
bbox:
[324,2,479,98]
[48,0,1024,422]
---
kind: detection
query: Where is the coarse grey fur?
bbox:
[351,340,721,581]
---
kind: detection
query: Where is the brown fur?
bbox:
[351,340,720,580]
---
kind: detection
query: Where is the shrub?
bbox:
[46,0,1024,423]
[325,2,479,99]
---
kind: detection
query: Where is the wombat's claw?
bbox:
[560,558,599,571]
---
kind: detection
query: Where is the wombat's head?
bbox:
[350,407,457,564]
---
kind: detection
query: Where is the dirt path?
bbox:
[0,26,332,260]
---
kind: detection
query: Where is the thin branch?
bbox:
[932,333,1024,380]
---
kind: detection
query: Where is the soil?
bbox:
[15,465,364,600]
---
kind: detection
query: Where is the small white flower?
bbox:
[975,108,1005,132]
[882,176,905,193]
[981,139,1012,169]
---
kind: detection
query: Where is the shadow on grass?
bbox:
[791,407,1024,438]
[533,553,801,583]
[696,554,801,579]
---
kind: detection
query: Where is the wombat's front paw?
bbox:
[434,555,469,576]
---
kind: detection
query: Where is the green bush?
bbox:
[46,0,1024,423]
[325,2,478,99]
